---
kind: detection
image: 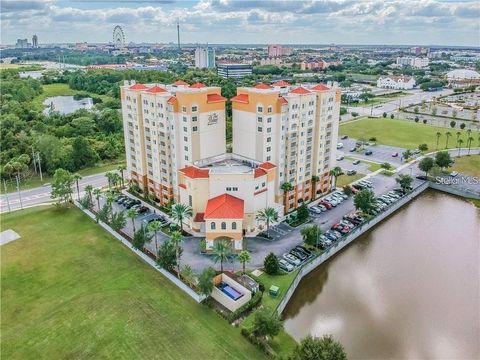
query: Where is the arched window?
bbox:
[211,222,216,230]
[232,222,237,230]
[221,222,226,230]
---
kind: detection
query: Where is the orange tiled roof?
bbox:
[290,86,311,94]
[272,80,291,86]
[190,82,206,88]
[129,83,148,90]
[254,168,267,178]
[193,212,205,222]
[146,85,167,93]
[231,94,249,103]
[179,165,209,179]
[173,80,189,86]
[278,96,288,105]
[254,83,271,89]
[167,96,177,104]
[311,84,330,91]
[204,194,244,219]
[207,93,227,103]
[259,162,276,170]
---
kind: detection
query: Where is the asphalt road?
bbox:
[0,172,110,213]
[337,138,406,166]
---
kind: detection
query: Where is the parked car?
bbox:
[315,204,327,212]
[296,245,312,256]
[353,159,361,165]
[347,169,357,176]
[365,150,373,156]
[279,259,294,272]
[337,143,344,149]
[319,200,333,209]
[309,206,322,214]
[290,249,307,261]
[341,135,348,140]
[349,147,356,152]
[392,152,399,157]
[324,232,337,241]
[137,206,150,214]
[336,155,345,161]
[283,253,301,266]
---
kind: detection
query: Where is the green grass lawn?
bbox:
[451,155,480,178]
[32,84,115,111]
[340,117,476,150]
[0,161,125,194]
[336,173,365,187]
[348,92,410,108]
[1,206,264,360]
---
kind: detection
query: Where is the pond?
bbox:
[283,191,480,359]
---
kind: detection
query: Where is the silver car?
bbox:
[283,253,301,266]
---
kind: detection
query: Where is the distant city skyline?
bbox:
[1,0,479,46]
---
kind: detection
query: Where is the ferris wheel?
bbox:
[113,26,125,48]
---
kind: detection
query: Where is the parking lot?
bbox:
[337,137,405,166]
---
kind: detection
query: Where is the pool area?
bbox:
[218,282,244,301]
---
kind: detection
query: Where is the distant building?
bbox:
[217,64,253,79]
[410,47,429,56]
[32,34,38,48]
[15,39,30,49]
[267,44,292,57]
[301,58,342,71]
[377,75,416,90]
[396,57,429,69]
[446,69,480,88]
[195,47,215,69]
[259,57,292,67]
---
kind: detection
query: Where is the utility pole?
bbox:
[36,153,43,181]
[3,179,11,212]
[32,148,37,173]
[16,175,23,210]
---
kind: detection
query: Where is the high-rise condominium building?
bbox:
[267,44,293,57]
[32,34,38,48]
[194,47,215,68]
[121,80,226,205]
[231,81,341,211]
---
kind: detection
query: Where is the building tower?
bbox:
[32,34,38,48]
[195,46,215,69]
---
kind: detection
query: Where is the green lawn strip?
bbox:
[451,155,480,178]
[32,84,115,111]
[1,206,264,360]
[336,173,365,187]
[339,117,475,150]
[468,199,480,208]
[0,161,125,194]
[344,156,384,172]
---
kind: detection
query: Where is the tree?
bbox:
[92,188,102,214]
[342,185,353,197]
[402,149,412,161]
[79,194,92,209]
[117,164,127,188]
[450,120,456,128]
[180,265,195,288]
[390,114,395,119]
[105,191,115,214]
[127,208,138,234]
[281,182,293,211]
[264,252,279,275]
[170,203,193,233]
[72,173,82,200]
[418,157,434,177]
[291,335,347,360]
[354,189,376,215]
[467,136,474,155]
[382,112,387,118]
[212,240,232,272]
[238,250,252,274]
[147,220,163,256]
[396,174,413,192]
[197,267,216,297]
[110,211,127,232]
[445,131,452,148]
[452,110,457,119]
[84,184,94,207]
[329,166,343,188]
[460,123,466,130]
[256,207,278,238]
[301,224,321,247]
[381,162,392,170]
[252,308,282,339]
[157,239,178,272]
[97,203,111,224]
[418,143,428,152]
[457,139,464,155]
[414,106,419,114]
[50,168,74,205]
[132,224,151,250]
[105,172,115,190]
[71,136,97,170]
[297,203,309,222]
[170,230,184,276]
[311,175,320,198]
[435,132,442,150]
[435,151,453,171]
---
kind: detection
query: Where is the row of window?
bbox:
[211,222,237,230]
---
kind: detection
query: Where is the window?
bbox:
[192,106,198,112]
[211,222,216,230]
[232,187,238,191]
[267,137,271,142]
[267,127,272,133]
[232,222,237,230]
[182,106,187,113]
[226,187,232,191]
[185,155,189,161]
[258,127,262,132]
[257,116,263,122]
[221,222,226,230]
[267,146,271,152]
[257,106,263,112]
[184,136,188,141]
[267,117,272,123]
[184,146,188,151]
[193,126,198,131]
[188,195,192,206]
[192,116,198,122]
[267,106,273,113]
[183,127,187,132]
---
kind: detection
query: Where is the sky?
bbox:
[1,0,479,46]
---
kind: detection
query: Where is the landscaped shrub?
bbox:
[264,252,280,275]
[226,291,263,323]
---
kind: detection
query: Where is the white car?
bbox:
[283,253,301,266]
[279,259,294,272]
[316,204,327,212]
[309,207,322,214]
[337,143,344,149]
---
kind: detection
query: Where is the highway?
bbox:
[0,172,110,213]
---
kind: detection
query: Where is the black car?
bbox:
[290,249,307,261]
[341,135,348,140]
[295,245,312,256]
[365,150,373,155]
[416,175,428,180]
[347,170,357,176]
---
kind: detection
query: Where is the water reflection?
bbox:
[283,191,480,359]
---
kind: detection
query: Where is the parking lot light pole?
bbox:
[16,175,23,210]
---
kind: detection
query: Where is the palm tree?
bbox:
[212,240,232,273]
[147,220,163,256]
[445,132,452,149]
[117,164,127,188]
[280,182,293,212]
[311,175,320,199]
[435,132,441,150]
[169,203,193,233]
[105,191,115,214]
[467,136,474,155]
[455,131,461,145]
[112,173,122,188]
[85,185,93,207]
[256,207,278,238]
[457,139,464,156]
[329,166,343,188]
[73,173,82,200]
[238,250,252,274]
[105,172,114,190]
[127,208,138,234]
[170,230,184,277]
[93,188,102,211]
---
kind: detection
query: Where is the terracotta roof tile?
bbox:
[259,162,276,170]
[207,93,227,103]
[193,213,205,222]
[190,82,206,88]
[204,194,244,219]
[254,168,267,178]
[129,83,148,90]
[311,84,330,91]
[272,80,291,86]
[167,96,177,104]
[290,86,311,94]
[254,83,271,89]
[179,166,209,179]
[231,94,249,103]
[172,80,189,86]
[146,85,168,93]
[278,96,288,105]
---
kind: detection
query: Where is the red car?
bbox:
[320,200,333,209]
